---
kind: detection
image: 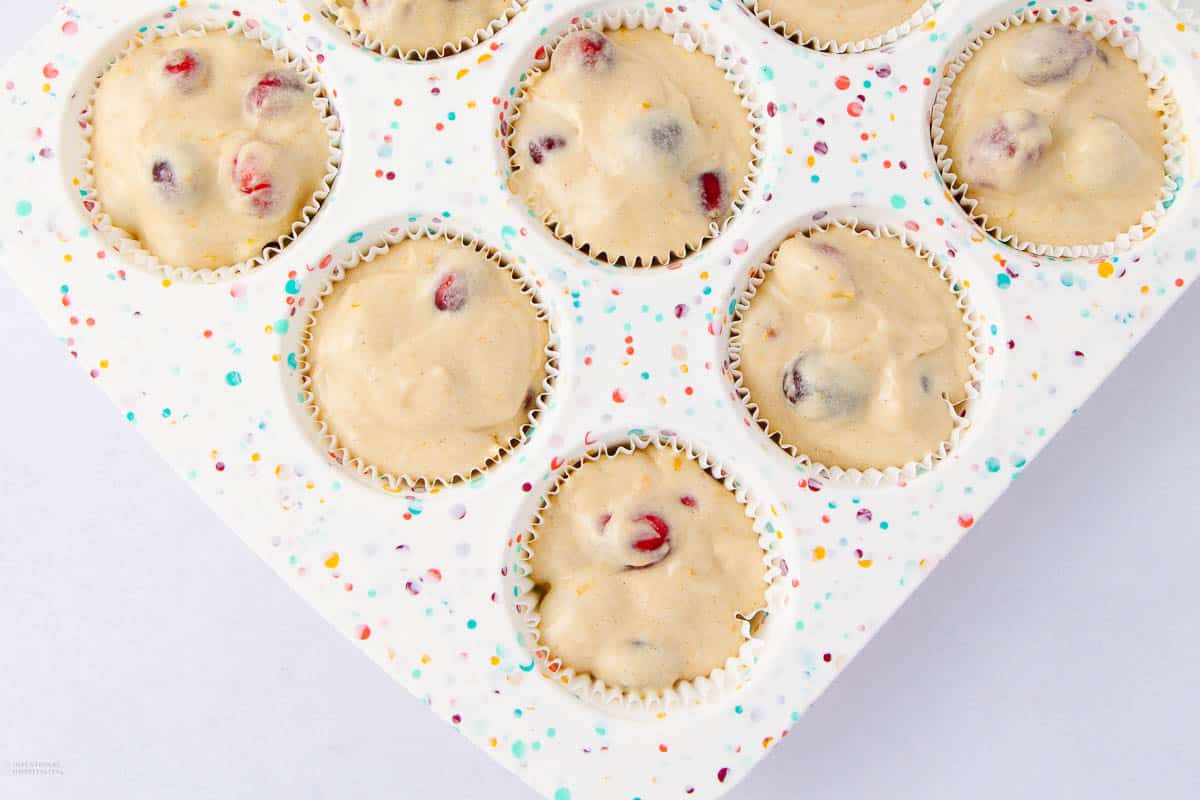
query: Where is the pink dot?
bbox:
[62,21,78,35]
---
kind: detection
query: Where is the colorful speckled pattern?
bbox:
[1,2,1197,799]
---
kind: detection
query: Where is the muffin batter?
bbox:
[529,447,767,692]
[940,22,1167,248]
[323,0,511,56]
[509,28,754,265]
[753,0,926,45]
[737,227,972,471]
[306,238,549,482]
[91,31,330,271]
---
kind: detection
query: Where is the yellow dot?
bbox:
[489,656,501,666]
[99,360,109,369]
[477,54,492,64]
[161,279,172,288]
[1097,261,1114,279]
[813,546,826,561]
[324,553,339,568]
[858,559,873,568]
[456,68,469,80]
[251,453,261,463]
[63,254,72,263]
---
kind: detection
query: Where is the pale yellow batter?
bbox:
[753,0,926,45]
[737,227,972,471]
[509,28,754,265]
[529,447,767,692]
[90,31,331,271]
[306,238,549,483]
[940,22,1167,248]
[323,0,512,56]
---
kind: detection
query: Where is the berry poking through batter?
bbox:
[697,170,725,215]
[245,70,305,116]
[556,30,615,71]
[1005,25,1099,87]
[433,272,468,311]
[528,135,567,165]
[151,159,177,192]
[781,356,811,405]
[161,48,207,93]
[962,109,1052,191]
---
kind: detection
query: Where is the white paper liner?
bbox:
[726,219,985,488]
[78,18,343,284]
[744,0,935,54]
[296,222,560,492]
[930,7,1184,259]
[507,432,786,715]
[321,0,526,61]
[500,7,767,267]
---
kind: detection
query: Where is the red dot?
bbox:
[823,653,832,662]
[834,75,851,90]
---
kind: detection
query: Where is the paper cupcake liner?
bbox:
[930,6,1184,259]
[744,0,936,54]
[500,6,767,268]
[506,431,786,715]
[321,0,526,61]
[296,222,560,492]
[726,218,985,488]
[78,16,343,284]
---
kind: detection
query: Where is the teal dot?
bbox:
[511,740,526,758]
[225,371,243,387]
[15,200,32,217]
[985,457,1001,473]
[555,790,572,800]
[546,727,557,738]
[284,279,301,295]
[889,194,907,210]
[996,273,1012,289]
[348,231,364,244]
[466,619,477,630]
[274,319,289,335]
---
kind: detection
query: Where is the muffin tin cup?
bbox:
[744,0,936,54]
[501,5,767,268]
[930,6,1185,260]
[78,16,343,284]
[726,219,986,488]
[296,222,560,491]
[509,432,787,716]
[320,0,526,61]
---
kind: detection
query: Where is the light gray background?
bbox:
[2,3,1198,798]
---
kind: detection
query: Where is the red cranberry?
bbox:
[1006,25,1099,87]
[648,120,684,153]
[151,159,177,191]
[963,110,1051,190]
[631,514,669,552]
[555,30,615,71]
[697,170,726,216]
[231,147,278,216]
[599,512,613,530]
[162,48,206,93]
[781,357,812,405]
[528,135,567,165]
[433,272,468,312]
[680,495,697,508]
[245,70,306,116]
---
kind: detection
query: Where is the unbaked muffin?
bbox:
[752,0,926,48]
[89,31,332,271]
[939,22,1167,249]
[508,27,755,266]
[323,0,514,57]
[305,237,549,484]
[528,446,766,692]
[735,226,972,471]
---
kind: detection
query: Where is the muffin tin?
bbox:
[2,1,1197,798]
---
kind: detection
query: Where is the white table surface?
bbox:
[2,3,1198,798]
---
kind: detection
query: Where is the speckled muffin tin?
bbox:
[1,2,1196,799]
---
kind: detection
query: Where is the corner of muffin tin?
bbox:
[13,0,1197,797]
